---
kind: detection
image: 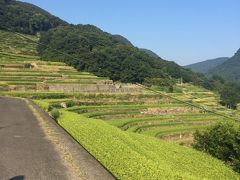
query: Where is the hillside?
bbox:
[113,34,133,46]
[0,29,142,93]
[38,25,213,88]
[186,48,240,83]
[140,48,160,58]
[0,29,239,179]
[209,49,240,82]
[185,57,229,74]
[0,0,66,34]
[0,0,224,93]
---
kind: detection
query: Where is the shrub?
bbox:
[143,77,176,87]
[48,103,62,111]
[24,63,32,68]
[219,83,240,109]
[193,121,240,173]
[66,100,74,107]
[48,105,53,112]
[168,85,174,93]
[50,109,60,120]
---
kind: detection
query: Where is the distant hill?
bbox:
[185,57,229,74]
[0,0,66,34]
[209,49,240,82]
[140,48,160,58]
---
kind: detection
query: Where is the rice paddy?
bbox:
[1,29,239,179]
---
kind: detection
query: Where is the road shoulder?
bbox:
[28,99,115,180]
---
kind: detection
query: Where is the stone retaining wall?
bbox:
[37,83,143,93]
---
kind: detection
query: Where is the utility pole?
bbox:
[180,77,183,86]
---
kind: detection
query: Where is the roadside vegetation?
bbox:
[194,121,240,173]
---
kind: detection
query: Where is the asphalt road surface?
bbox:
[0,97,114,180]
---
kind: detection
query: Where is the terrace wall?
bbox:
[38,83,143,93]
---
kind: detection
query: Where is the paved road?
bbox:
[0,97,115,180]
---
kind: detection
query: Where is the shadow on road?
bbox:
[9,176,25,180]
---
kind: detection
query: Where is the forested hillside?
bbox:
[186,48,240,83]
[113,34,133,46]
[1,0,239,109]
[37,25,240,109]
[209,49,240,82]
[0,0,66,34]
[186,57,229,74]
[38,25,209,85]
[140,48,160,58]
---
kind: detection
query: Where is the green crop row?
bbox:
[122,117,222,132]
[7,82,37,85]
[0,73,62,77]
[67,103,183,111]
[46,81,97,84]
[81,110,140,118]
[133,120,215,133]
[107,112,219,128]
[0,51,39,59]
[0,79,43,82]
[143,125,211,137]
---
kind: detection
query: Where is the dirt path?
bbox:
[0,97,115,180]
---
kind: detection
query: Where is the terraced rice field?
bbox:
[36,91,233,146]
[0,52,107,90]
[1,30,239,179]
[0,30,238,145]
[0,30,109,92]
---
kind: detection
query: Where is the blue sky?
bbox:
[21,0,240,65]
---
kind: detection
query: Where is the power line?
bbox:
[136,83,240,123]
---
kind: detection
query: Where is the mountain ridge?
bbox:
[140,48,160,58]
[209,48,240,82]
[186,48,240,82]
[185,57,229,74]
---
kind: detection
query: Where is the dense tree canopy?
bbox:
[209,49,240,82]
[0,0,66,34]
[194,121,240,173]
[38,25,211,85]
[220,83,240,109]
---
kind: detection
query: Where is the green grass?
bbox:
[0,73,62,77]
[56,110,239,179]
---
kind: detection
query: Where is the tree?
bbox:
[193,121,240,173]
[0,0,65,34]
[220,83,240,109]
